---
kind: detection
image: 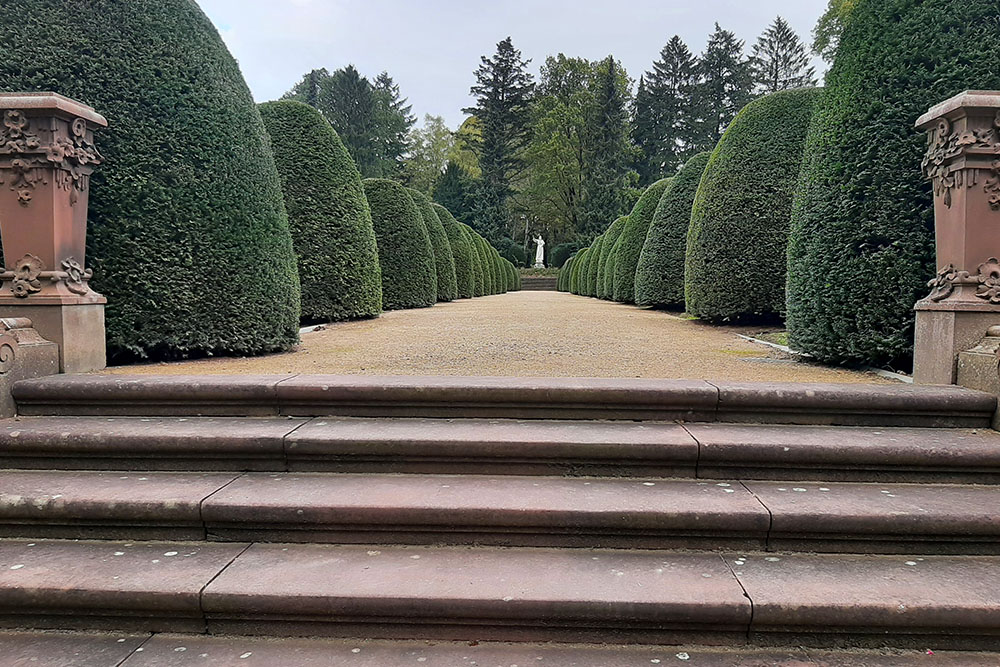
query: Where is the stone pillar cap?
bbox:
[0,92,106,127]
[916,90,1000,129]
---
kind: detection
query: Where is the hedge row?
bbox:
[686,87,821,322]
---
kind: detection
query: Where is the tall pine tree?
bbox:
[580,56,635,237]
[372,71,415,178]
[752,17,816,93]
[692,24,756,151]
[433,161,476,225]
[464,37,535,242]
[636,36,699,183]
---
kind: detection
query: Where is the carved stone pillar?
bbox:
[913,91,1000,385]
[0,93,107,373]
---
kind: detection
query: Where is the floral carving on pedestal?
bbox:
[921,114,1000,209]
[926,257,1000,304]
[975,257,1000,304]
[10,254,43,298]
[60,256,93,295]
[927,264,971,301]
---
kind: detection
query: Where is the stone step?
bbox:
[3,539,1000,648]
[3,470,1000,553]
[13,374,996,426]
[6,631,1000,666]
[3,416,1000,482]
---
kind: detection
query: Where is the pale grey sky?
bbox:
[199,0,828,130]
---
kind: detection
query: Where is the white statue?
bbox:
[533,234,546,268]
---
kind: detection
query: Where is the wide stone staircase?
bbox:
[5,374,1000,665]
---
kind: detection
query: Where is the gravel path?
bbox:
[106,291,891,383]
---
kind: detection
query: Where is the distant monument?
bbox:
[533,234,546,268]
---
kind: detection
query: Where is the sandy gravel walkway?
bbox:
[106,292,890,384]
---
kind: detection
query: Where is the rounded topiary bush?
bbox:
[408,189,457,302]
[259,101,382,323]
[634,152,711,309]
[433,204,474,299]
[613,179,673,303]
[787,0,1000,367]
[584,236,605,297]
[463,224,487,297]
[597,217,628,300]
[0,0,301,360]
[686,88,822,322]
[363,178,436,310]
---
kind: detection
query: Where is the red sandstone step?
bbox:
[4,471,1000,553]
[5,539,1000,647]
[0,539,247,633]
[201,473,769,548]
[10,631,1000,666]
[690,423,1000,483]
[13,374,995,426]
[4,416,1000,483]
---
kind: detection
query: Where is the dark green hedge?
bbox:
[558,258,571,291]
[363,178,437,310]
[686,88,821,321]
[634,152,711,309]
[598,216,628,300]
[0,0,301,360]
[787,0,1000,366]
[551,242,583,269]
[570,249,586,294]
[260,101,382,323]
[433,204,474,298]
[408,189,457,302]
[585,236,605,297]
[613,179,673,303]
[463,224,487,297]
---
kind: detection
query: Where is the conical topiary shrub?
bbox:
[408,189,457,302]
[634,152,711,309]
[686,89,820,321]
[787,0,1000,366]
[597,217,628,300]
[259,100,382,323]
[433,204,474,299]
[463,224,486,297]
[363,178,436,310]
[584,236,605,297]
[613,178,672,303]
[0,0,301,359]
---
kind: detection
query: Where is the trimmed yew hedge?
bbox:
[0,0,301,360]
[686,88,821,321]
[598,216,628,300]
[786,0,1000,366]
[634,152,711,309]
[463,224,487,297]
[433,204,474,299]
[363,178,437,310]
[260,101,382,323]
[585,236,605,297]
[409,189,458,302]
[613,178,672,303]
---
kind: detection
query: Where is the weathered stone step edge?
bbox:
[12,375,996,427]
[8,631,999,666]
[3,539,1000,649]
[3,416,1000,483]
[3,471,1000,554]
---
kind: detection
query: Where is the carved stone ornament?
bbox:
[927,257,1000,304]
[0,109,103,207]
[10,253,43,298]
[60,256,92,295]
[921,113,1000,209]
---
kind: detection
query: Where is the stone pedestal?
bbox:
[913,91,1000,384]
[0,93,107,373]
[0,317,59,417]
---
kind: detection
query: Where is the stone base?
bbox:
[0,302,106,373]
[0,318,59,417]
[533,262,545,269]
[914,300,1000,385]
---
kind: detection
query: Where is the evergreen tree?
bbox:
[322,65,378,175]
[580,56,635,237]
[405,115,455,195]
[283,68,329,108]
[372,71,415,178]
[433,162,477,225]
[692,24,756,151]
[632,76,655,184]
[812,0,861,63]
[464,37,535,242]
[753,17,816,93]
[639,36,699,182]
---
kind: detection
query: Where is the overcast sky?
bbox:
[199,0,828,130]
